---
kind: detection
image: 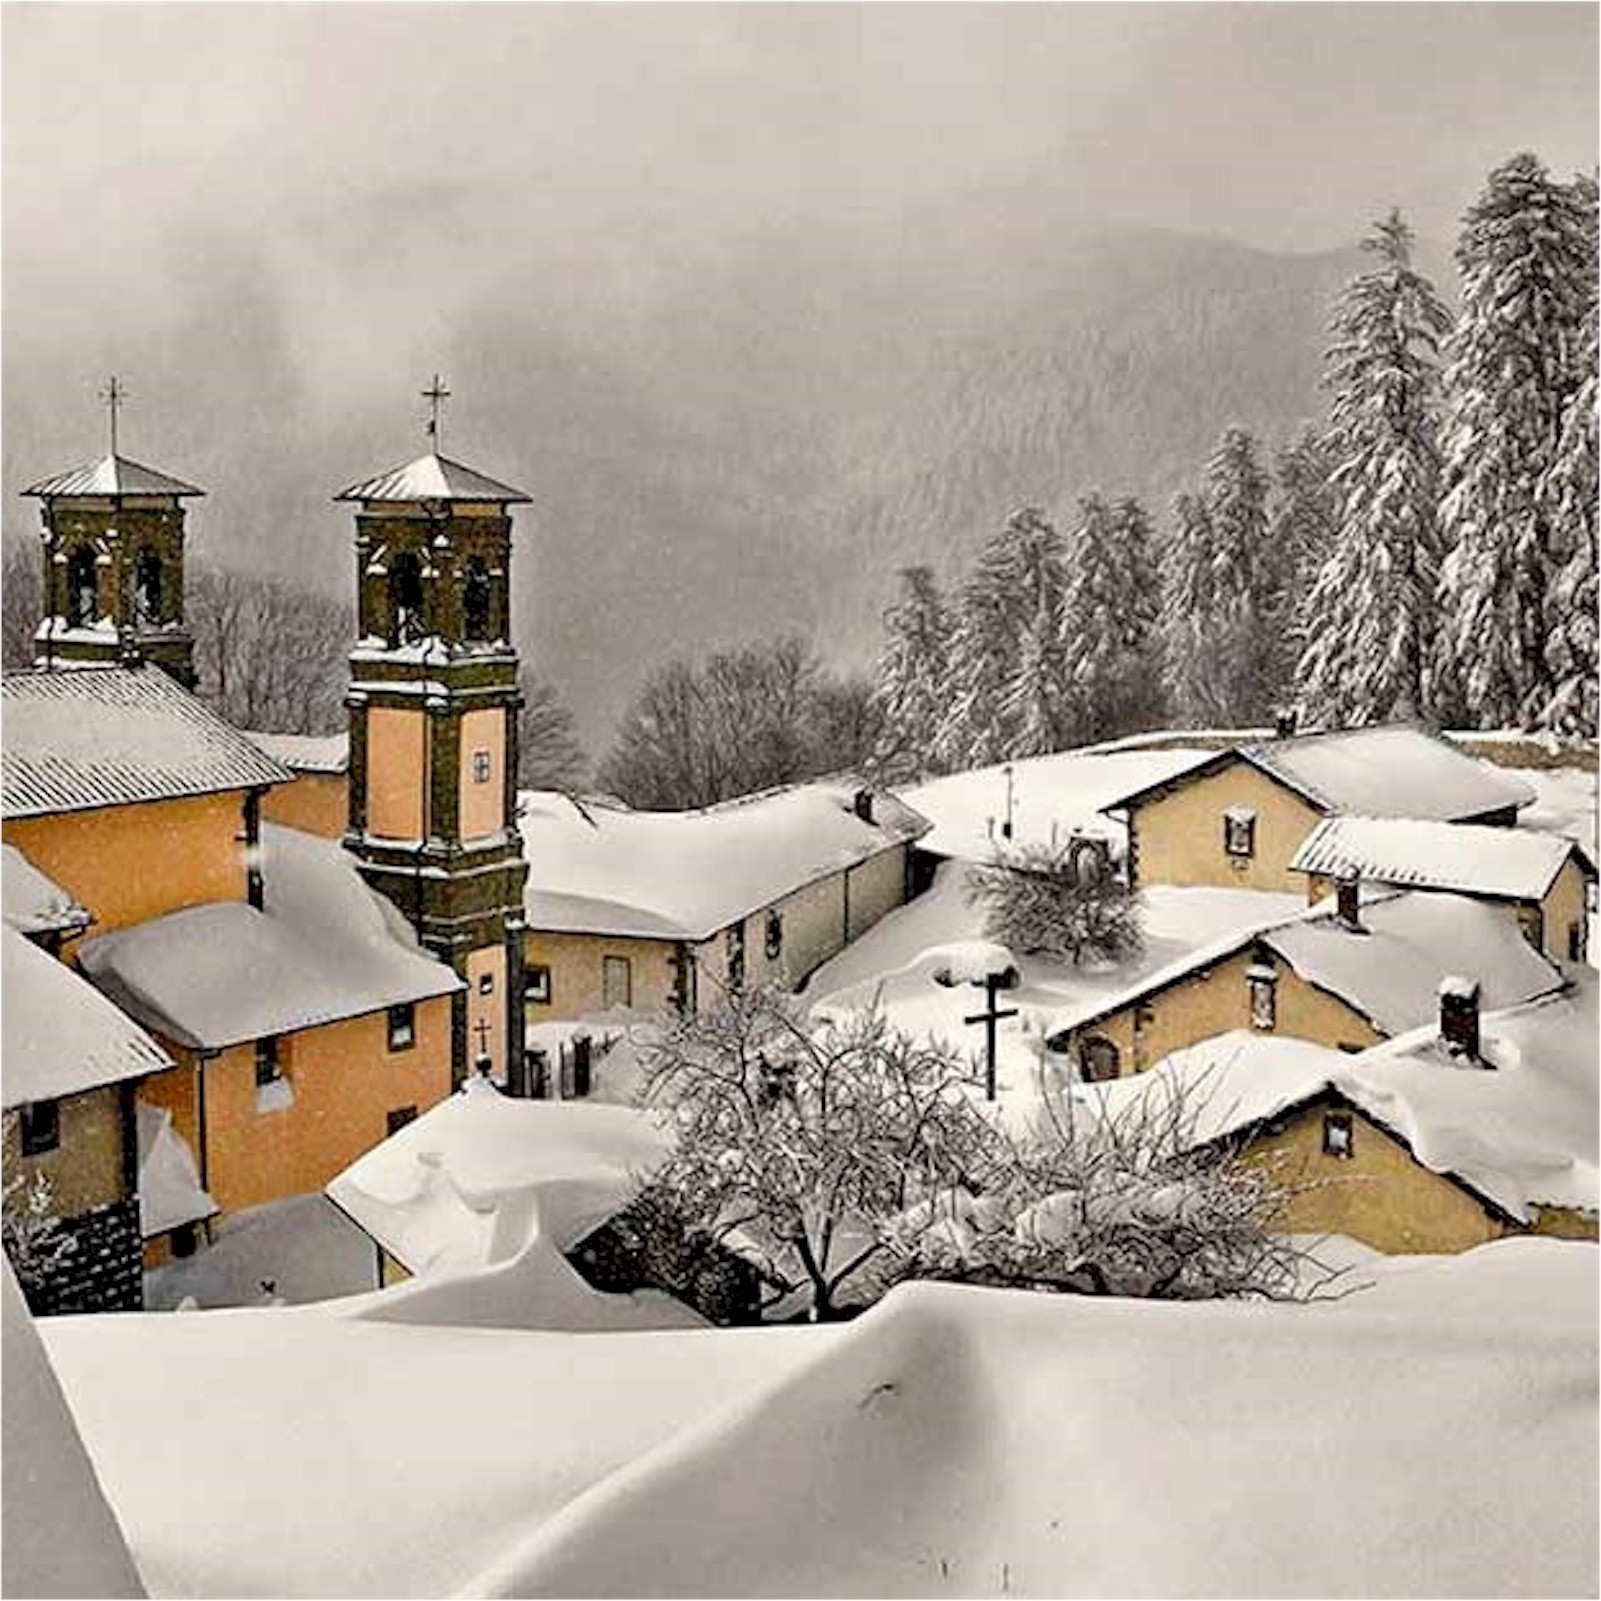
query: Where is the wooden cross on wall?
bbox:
[472,1014,493,1073]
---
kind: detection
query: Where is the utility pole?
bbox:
[963,972,1019,1102]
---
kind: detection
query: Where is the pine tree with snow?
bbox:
[1296,210,1452,727]
[1436,154,1596,728]
[1535,302,1598,736]
[942,507,1070,766]
[871,565,955,782]
[1265,427,1339,699]
[1061,492,1162,742]
[1161,430,1273,725]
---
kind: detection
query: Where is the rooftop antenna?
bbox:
[100,375,126,458]
[421,373,450,452]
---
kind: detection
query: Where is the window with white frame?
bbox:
[1223,805,1257,859]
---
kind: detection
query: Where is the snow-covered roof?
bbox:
[1097,724,1537,822]
[1,844,90,937]
[1333,971,1600,1220]
[906,746,1218,863]
[240,729,349,775]
[1,1264,147,1599]
[23,451,203,499]
[1242,724,1536,820]
[518,781,931,941]
[1055,888,1565,1043]
[1262,889,1566,1037]
[2,665,292,819]
[327,1076,667,1276]
[76,824,461,1050]
[136,1103,217,1239]
[334,450,530,505]
[1290,814,1589,900]
[2,925,173,1108]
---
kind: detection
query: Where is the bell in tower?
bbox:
[336,378,532,1091]
[23,378,201,689]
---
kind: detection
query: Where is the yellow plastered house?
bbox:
[1102,724,1537,894]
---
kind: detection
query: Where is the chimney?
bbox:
[1335,869,1362,932]
[1274,706,1299,738]
[1438,976,1481,1059]
[853,787,875,826]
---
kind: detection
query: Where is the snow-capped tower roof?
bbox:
[334,451,530,505]
[23,452,204,499]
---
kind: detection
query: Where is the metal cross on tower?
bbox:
[421,373,451,448]
[101,376,126,457]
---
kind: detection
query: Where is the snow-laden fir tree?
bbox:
[1161,430,1273,725]
[871,564,954,782]
[1436,154,1597,728]
[1265,427,1338,700]
[1061,492,1161,742]
[1295,211,1452,727]
[941,507,1070,767]
[1535,300,1598,736]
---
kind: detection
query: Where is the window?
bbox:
[19,1100,59,1157]
[388,1003,416,1052]
[387,1105,418,1137]
[462,557,492,642]
[1079,1036,1120,1083]
[1223,806,1256,860]
[471,749,492,784]
[389,551,424,645]
[727,923,746,993]
[134,551,163,625]
[255,1036,283,1087]
[477,972,495,996]
[765,908,784,961]
[1247,965,1277,1031]
[1516,904,1545,951]
[525,963,552,1005]
[67,547,98,628]
[1322,1110,1354,1159]
[602,955,632,1010]
[1570,921,1588,963]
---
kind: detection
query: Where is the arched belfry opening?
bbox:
[462,555,492,643]
[388,550,425,645]
[134,550,163,626]
[66,547,99,628]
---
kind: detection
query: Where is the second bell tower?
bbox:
[336,382,530,1089]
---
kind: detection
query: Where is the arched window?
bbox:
[389,551,424,645]
[462,557,492,642]
[134,551,163,625]
[67,547,98,628]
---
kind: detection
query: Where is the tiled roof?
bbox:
[334,451,530,505]
[2,666,292,819]
[1290,815,1585,901]
[1,845,91,936]
[22,453,204,498]
[2,925,173,1107]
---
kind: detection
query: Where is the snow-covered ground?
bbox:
[34,1238,1598,1597]
[808,860,1301,1127]
[1511,761,1598,855]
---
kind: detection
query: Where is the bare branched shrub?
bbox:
[966,840,1143,966]
[2,1171,74,1307]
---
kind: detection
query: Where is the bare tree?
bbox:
[517,667,589,789]
[189,561,351,733]
[641,986,998,1320]
[2,534,43,669]
[966,839,1143,967]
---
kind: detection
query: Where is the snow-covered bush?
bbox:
[2,1171,74,1309]
[887,1069,1315,1301]
[640,987,998,1320]
[966,839,1142,967]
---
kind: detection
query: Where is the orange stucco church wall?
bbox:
[3,791,248,936]
[260,773,349,840]
[139,996,453,1214]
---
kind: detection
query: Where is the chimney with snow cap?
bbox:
[1274,707,1299,738]
[1439,975,1481,1060]
[853,787,875,826]
[1335,869,1363,932]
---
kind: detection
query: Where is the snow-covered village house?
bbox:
[1047,887,1568,1078]
[1101,724,1537,895]
[517,783,930,1025]
[1289,813,1595,964]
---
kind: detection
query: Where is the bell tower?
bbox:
[24,377,200,688]
[336,379,530,1089]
